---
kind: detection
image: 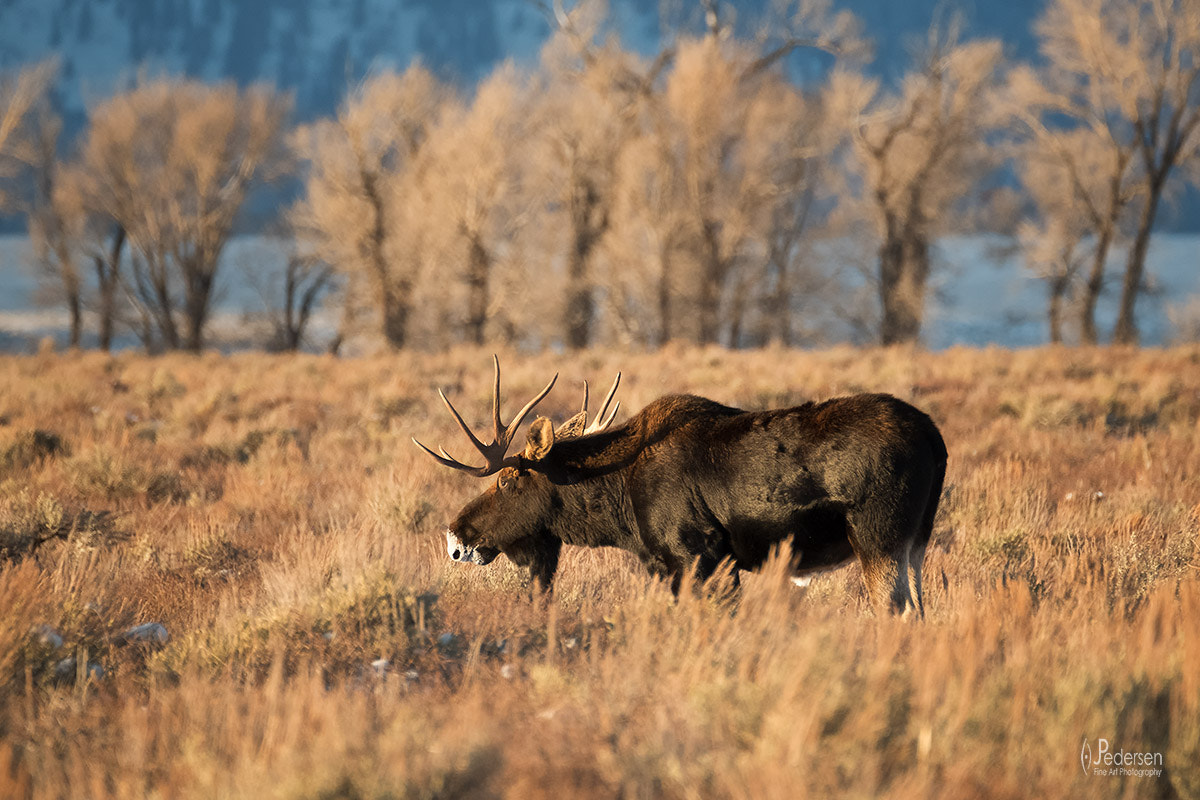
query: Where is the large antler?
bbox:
[556,372,621,439]
[578,372,622,435]
[412,355,557,477]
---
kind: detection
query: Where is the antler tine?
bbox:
[503,370,558,443]
[490,354,504,443]
[438,388,488,454]
[410,437,493,477]
[584,373,621,434]
[413,355,559,477]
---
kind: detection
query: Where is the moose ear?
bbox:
[524,417,555,461]
[555,411,587,439]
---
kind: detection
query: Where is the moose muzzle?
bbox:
[445,530,499,565]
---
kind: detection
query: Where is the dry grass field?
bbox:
[1,345,1198,799]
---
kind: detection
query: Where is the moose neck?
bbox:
[539,427,643,549]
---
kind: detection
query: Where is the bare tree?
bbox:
[22,100,86,348]
[0,60,56,211]
[1008,64,1139,345]
[1034,0,1200,344]
[839,23,1006,345]
[531,20,641,349]
[1010,116,1140,344]
[291,65,445,349]
[260,244,335,352]
[604,127,688,344]
[76,78,289,352]
[421,66,533,345]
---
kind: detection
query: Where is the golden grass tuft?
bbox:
[0,345,1198,798]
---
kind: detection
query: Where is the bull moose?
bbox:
[414,356,947,616]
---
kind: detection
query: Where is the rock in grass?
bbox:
[32,624,63,650]
[52,657,105,683]
[115,622,169,646]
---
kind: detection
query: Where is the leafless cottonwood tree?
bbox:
[838,23,1005,345]
[530,5,643,349]
[588,0,862,346]
[291,65,446,349]
[668,1,862,346]
[1035,0,1200,344]
[421,66,533,345]
[0,60,56,211]
[20,102,128,351]
[21,94,85,349]
[1007,62,1139,345]
[0,61,124,351]
[76,78,289,352]
[1010,118,1138,343]
[1014,147,1085,344]
[254,236,335,352]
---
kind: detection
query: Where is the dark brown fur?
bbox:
[444,393,947,615]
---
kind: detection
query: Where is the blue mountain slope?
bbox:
[1,0,1194,230]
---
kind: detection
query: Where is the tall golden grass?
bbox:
[1,345,1198,799]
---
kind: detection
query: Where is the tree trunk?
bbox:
[1077,225,1115,345]
[766,261,791,346]
[95,226,125,352]
[465,235,490,346]
[96,257,115,351]
[67,290,82,349]
[1047,276,1065,344]
[1112,177,1164,346]
[156,290,180,350]
[183,307,205,353]
[879,226,929,346]
[182,265,213,353]
[564,179,603,350]
[657,244,672,347]
[697,221,724,345]
[564,239,593,350]
[380,282,410,348]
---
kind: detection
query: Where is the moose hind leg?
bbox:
[907,452,944,619]
[859,546,916,616]
[907,542,926,619]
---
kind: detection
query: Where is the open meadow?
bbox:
[1,345,1199,799]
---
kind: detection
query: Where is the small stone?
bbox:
[116,622,169,646]
[52,658,102,682]
[437,632,456,647]
[403,670,420,682]
[370,658,389,675]
[562,637,578,650]
[32,624,63,650]
[53,657,77,681]
[500,664,517,680]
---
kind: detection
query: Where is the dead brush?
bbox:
[0,347,1198,799]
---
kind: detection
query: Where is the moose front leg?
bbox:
[504,534,562,595]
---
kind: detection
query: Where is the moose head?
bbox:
[412,356,620,584]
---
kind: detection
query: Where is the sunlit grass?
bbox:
[1,345,1198,798]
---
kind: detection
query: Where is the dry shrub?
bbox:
[0,346,1198,799]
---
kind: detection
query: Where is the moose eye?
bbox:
[497,473,512,491]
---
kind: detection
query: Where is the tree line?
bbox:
[0,0,1197,353]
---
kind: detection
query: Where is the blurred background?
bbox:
[1,0,1198,353]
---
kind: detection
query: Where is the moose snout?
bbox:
[446,530,464,561]
[445,529,499,566]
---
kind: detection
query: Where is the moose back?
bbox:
[414,357,947,616]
